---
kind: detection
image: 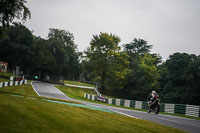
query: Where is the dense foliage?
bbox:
[0,0,30,36]
[159,53,200,105]
[0,23,80,81]
[83,36,200,105]
[84,33,129,95]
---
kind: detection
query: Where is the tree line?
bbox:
[82,33,200,105]
[0,23,81,81]
[0,0,199,105]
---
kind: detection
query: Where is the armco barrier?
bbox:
[0,80,27,88]
[124,100,130,107]
[186,105,200,117]
[165,104,175,114]
[84,93,200,117]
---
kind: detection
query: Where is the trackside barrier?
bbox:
[124,100,130,107]
[186,105,200,117]
[84,93,200,117]
[0,80,27,88]
[165,104,175,114]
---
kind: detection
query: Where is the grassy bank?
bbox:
[0,84,38,97]
[57,85,96,101]
[0,87,185,133]
[64,80,95,87]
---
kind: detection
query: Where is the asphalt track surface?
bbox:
[32,81,200,133]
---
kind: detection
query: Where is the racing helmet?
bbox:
[152,90,156,95]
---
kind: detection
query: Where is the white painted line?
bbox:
[155,116,179,123]
[31,81,41,96]
[110,109,140,119]
[65,83,95,89]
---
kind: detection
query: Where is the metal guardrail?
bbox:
[84,93,200,117]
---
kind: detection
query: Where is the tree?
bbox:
[0,23,34,73]
[85,32,129,93]
[184,56,200,105]
[159,53,200,105]
[47,28,81,80]
[31,36,56,79]
[122,38,160,100]
[123,38,152,57]
[123,54,160,100]
[104,51,130,96]
[0,0,31,29]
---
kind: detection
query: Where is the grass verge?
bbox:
[0,72,13,77]
[57,85,96,101]
[0,84,39,97]
[0,86,185,133]
[0,78,9,82]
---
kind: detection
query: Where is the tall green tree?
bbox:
[123,38,160,100]
[0,23,34,73]
[159,53,200,105]
[31,36,56,79]
[123,38,152,57]
[47,28,80,80]
[85,32,129,93]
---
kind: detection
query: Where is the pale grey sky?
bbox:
[25,0,200,60]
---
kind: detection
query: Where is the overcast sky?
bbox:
[25,0,200,60]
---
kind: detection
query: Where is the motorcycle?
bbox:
[147,96,160,114]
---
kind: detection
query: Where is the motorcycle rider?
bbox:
[147,90,159,111]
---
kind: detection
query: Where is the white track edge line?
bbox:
[110,109,140,119]
[31,81,41,96]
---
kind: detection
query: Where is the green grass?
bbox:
[0,84,38,97]
[0,78,9,82]
[0,72,13,77]
[57,85,96,101]
[64,80,95,87]
[57,86,200,120]
[27,79,33,82]
[0,86,185,133]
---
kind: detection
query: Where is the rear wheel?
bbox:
[155,105,160,114]
[148,109,151,113]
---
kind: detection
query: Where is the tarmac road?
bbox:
[32,81,200,133]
